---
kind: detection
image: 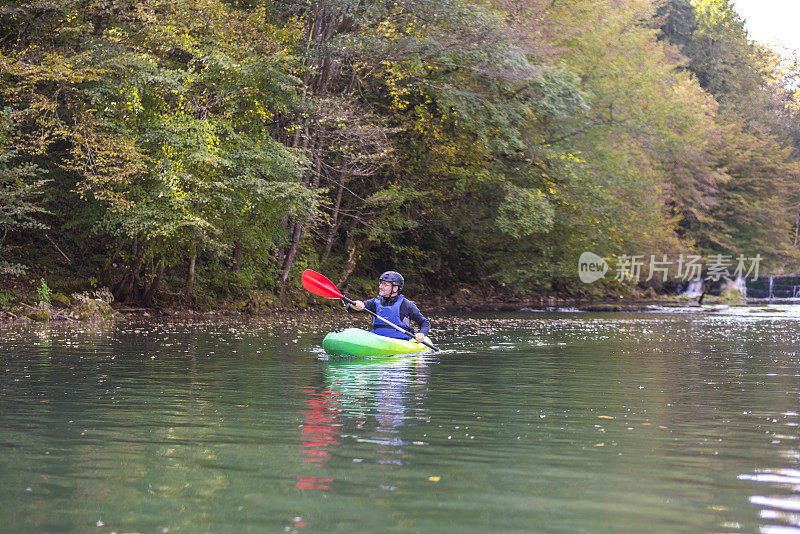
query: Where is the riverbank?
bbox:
[0,269,754,322]
[1,291,751,323]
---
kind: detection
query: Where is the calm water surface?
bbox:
[3,307,800,532]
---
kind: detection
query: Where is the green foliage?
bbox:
[0,289,19,309]
[0,0,798,305]
[0,0,322,302]
[0,148,50,275]
[659,0,800,263]
[495,185,554,240]
[37,278,51,305]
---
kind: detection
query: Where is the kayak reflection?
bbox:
[295,355,432,491]
[328,356,431,455]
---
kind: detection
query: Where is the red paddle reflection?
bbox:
[295,476,333,490]
[296,386,341,490]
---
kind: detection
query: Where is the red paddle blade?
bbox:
[301,269,344,299]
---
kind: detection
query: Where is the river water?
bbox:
[3,306,800,533]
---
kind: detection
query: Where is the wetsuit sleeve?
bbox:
[402,300,431,335]
[345,297,377,313]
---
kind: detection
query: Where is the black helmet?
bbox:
[379,271,404,290]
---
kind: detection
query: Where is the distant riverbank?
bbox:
[0,290,757,323]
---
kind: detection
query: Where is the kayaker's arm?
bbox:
[401,299,431,336]
[345,298,376,313]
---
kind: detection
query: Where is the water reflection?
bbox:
[742,468,800,532]
[327,356,430,444]
[296,386,340,489]
[739,409,800,532]
[295,355,431,492]
[9,313,800,532]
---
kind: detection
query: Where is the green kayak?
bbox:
[322,327,432,357]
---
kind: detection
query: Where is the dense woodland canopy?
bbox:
[1,0,800,307]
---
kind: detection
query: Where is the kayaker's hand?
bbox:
[353,300,365,311]
[414,332,425,343]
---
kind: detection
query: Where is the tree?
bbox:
[0,1,327,303]
[658,0,800,267]
[0,150,49,276]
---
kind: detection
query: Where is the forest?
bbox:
[1,0,799,309]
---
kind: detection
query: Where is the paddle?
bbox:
[301,269,440,352]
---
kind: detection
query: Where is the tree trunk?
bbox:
[274,5,343,290]
[142,261,166,306]
[101,241,124,287]
[187,243,197,295]
[232,240,243,273]
[113,235,144,302]
[275,215,288,267]
[338,237,373,287]
[311,136,323,187]
[279,127,323,293]
[279,221,304,292]
[277,124,310,272]
[321,177,345,264]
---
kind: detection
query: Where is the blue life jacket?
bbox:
[372,295,413,339]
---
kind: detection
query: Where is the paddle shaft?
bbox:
[342,296,439,352]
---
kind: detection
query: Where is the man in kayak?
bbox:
[349,271,431,343]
